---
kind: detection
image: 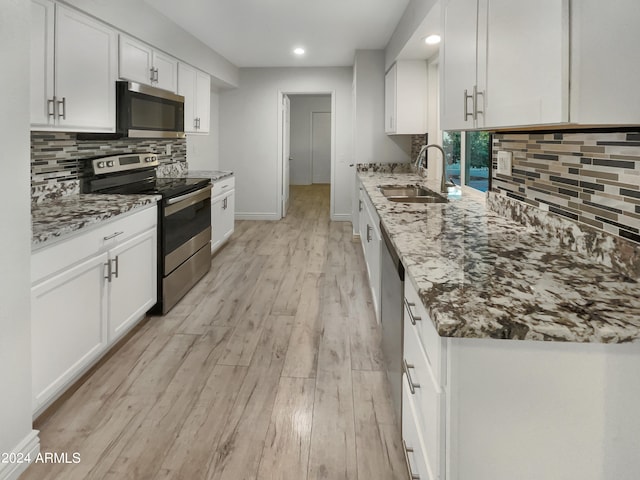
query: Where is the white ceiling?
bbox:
[144,0,411,67]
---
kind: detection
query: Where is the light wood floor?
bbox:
[23,184,406,480]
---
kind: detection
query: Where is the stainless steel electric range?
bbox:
[82,153,212,314]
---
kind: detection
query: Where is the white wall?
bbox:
[289,95,331,185]
[0,2,39,479]
[353,50,411,164]
[219,67,353,220]
[385,0,439,70]
[63,0,239,88]
[186,89,220,171]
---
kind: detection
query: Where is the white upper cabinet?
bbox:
[442,0,640,130]
[385,61,428,134]
[30,0,55,127]
[441,0,568,130]
[178,62,211,134]
[30,0,117,132]
[440,0,479,131]
[119,35,178,93]
[570,0,640,124]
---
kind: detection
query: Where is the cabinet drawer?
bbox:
[405,279,444,385]
[402,379,433,480]
[211,176,235,198]
[32,205,157,283]
[404,320,444,480]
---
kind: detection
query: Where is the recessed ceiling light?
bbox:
[293,47,305,55]
[424,34,441,45]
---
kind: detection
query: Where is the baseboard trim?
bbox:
[0,430,40,480]
[235,213,280,221]
[331,213,352,222]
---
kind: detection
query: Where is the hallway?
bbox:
[24,184,406,480]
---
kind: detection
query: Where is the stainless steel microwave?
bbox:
[116,81,185,138]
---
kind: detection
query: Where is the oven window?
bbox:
[131,96,178,130]
[164,197,211,256]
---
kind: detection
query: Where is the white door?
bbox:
[311,112,331,184]
[119,35,154,85]
[31,252,109,412]
[107,228,157,343]
[30,0,55,127]
[55,5,116,131]
[195,70,211,133]
[152,50,178,93]
[282,95,291,217]
[441,0,479,130]
[178,62,197,132]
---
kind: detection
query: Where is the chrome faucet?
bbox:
[419,144,451,193]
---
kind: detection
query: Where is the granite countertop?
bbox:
[183,170,234,182]
[359,172,640,344]
[32,194,161,248]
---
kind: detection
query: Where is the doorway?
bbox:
[278,92,334,219]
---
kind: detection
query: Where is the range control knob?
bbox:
[145,156,154,163]
[97,161,105,168]
[107,161,114,167]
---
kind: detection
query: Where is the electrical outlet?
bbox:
[165,144,172,156]
[497,150,512,175]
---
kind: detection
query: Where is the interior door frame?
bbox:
[277,90,336,220]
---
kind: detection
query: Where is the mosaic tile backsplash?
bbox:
[491,131,640,245]
[31,131,186,193]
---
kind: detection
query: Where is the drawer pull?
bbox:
[404,298,422,325]
[403,440,420,480]
[403,359,420,394]
[103,231,124,241]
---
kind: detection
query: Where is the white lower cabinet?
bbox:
[31,205,157,416]
[402,278,640,480]
[211,176,235,254]
[31,252,109,414]
[107,228,157,342]
[358,185,381,322]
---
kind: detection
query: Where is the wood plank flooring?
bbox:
[23,184,407,480]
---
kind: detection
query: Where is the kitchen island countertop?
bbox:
[359,171,640,344]
[32,194,161,249]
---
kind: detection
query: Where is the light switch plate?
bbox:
[497,150,512,175]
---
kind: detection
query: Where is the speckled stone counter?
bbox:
[358,172,640,344]
[184,170,234,182]
[32,194,161,248]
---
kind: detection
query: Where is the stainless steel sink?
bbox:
[378,185,439,197]
[378,184,448,204]
[387,196,448,204]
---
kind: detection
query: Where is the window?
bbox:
[442,131,491,192]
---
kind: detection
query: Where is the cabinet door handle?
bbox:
[359,199,363,212]
[104,261,111,282]
[109,255,120,281]
[366,224,372,242]
[111,256,119,280]
[223,197,227,209]
[463,89,473,121]
[403,359,420,394]
[103,231,124,241]
[473,85,484,120]
[57,97,66,120]
[47,98,56,119]
[155,68,159,83]
[403,440,421,480]
[404,298,422,325]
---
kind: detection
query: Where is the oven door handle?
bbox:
[164,185,212,216]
